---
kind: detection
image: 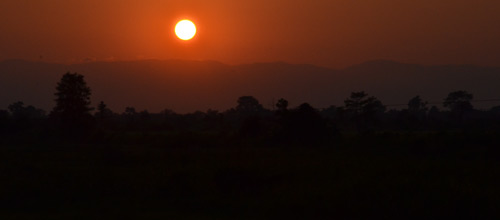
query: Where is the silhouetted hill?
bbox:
[1,59,500,113]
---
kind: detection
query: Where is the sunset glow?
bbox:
[175,20,197,41]
[1,1,500,217]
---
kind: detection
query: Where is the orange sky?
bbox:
[1,0,499,68]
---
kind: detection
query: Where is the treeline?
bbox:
[1,72,500,145]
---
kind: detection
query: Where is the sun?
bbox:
[175,20,197,41]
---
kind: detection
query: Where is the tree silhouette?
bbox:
[125,107,137,115]
[236,96,264,115]
[95,101,113,120]
[8,101,45,121]
[427,105,442,125]
[403,96,429,129]
[344,91,385,132]
[288,103,328,144]
[50,72,93,131]
[344,92,367,115]
[5,102,44,132]
[276,98,289,116]
[443,90,474,123]
[408,96,428,114]
[443,90,473,113]
[234,96,266,137]
[344,92,385,116]
[276,98,288,111]
[124,107,138,124]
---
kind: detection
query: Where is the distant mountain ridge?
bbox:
[1,59,500,113]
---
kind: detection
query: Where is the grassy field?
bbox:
[1,137,500,219]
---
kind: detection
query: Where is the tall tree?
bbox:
[50,72,93,130]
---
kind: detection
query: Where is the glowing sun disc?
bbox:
[175,20,197,40]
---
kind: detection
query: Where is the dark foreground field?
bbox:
[1,133,500,219]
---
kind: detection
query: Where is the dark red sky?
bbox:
[1,0,499,68]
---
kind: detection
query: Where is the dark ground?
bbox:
[1,133,500,219]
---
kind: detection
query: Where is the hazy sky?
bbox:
[1,0,499,68]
